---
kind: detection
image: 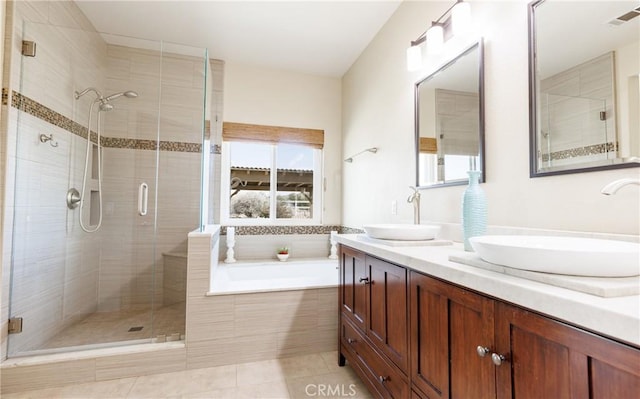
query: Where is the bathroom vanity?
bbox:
[336,236,640,399]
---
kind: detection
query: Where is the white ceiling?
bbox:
[75,0,402,77]
[536,1,640,78]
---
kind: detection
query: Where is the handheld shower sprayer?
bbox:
[72,87,138,233]
[74,88,138,112]
[104,91,139,102]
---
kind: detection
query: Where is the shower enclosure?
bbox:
[7,21,207,357]
[538,93,611,169]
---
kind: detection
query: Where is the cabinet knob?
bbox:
[359,277,370,284]
[378,376,388,383]
[476,346,490,358]
[491,353,507,366]
[347,338,356,344]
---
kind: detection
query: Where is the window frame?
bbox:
[220,141,323,226]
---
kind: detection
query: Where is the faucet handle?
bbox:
[408,186,421,202]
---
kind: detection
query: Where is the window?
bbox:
[221,122,323,225]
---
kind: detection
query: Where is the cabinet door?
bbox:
[367,256,409,373]
[410,272,496,399]
[495,302,640,399]
[340,246,367,331]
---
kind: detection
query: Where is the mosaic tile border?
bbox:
[541,142,617,162]
[12,90,207,153]
[219,225,364,235]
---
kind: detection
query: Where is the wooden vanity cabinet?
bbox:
[410,271,640,399]
[494,302,640,399]
[340,246,367,332]
[339,246,640,399]
[339,246,409,398]
[410,272,496,399]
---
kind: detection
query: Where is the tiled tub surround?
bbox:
[217,225,364,262]
[187,226,338,369]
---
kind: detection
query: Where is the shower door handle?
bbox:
[138,182,148,216]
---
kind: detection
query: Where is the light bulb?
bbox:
[426,24,444,54]
[452,1,471,35]
[406,45,422,71]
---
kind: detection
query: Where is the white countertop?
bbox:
[335,234,640,347]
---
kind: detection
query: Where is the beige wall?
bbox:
[223,62,343,225]
[342,0,640,235]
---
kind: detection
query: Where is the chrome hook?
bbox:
[39,133,58,147]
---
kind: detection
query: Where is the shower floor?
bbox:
[41,302,185,350]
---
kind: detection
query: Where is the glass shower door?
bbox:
[7,22,162,356]
[539,93,609,169]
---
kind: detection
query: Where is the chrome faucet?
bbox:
[407,186,421,225]
[601,178,640,195]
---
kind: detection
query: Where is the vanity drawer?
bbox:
[341,316,408,399]
[356,332,408,399]
[341,312,363,354]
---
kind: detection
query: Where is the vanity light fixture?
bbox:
[426,23,444,55]
[451,0,471,35]
[406,0,472,71]
[344,147,378,163]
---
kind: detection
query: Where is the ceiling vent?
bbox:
[607,6,640,26]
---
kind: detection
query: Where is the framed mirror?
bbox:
[529,0,640,177]
[415,40,485,188]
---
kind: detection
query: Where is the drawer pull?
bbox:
[347,338,356,344]
[378,376,388,383]
[491,353,507,366]
[359,277,370,284]
[476,346,490,357]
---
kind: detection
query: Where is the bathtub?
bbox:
[208,258,340,295]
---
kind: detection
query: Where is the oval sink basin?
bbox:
[469,235,640,277]
[363,224,440,241]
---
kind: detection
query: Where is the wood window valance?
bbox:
[419,137,438,154]
[222,122,324,149]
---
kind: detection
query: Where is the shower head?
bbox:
[103,90,138,102]
[98,102,114,112]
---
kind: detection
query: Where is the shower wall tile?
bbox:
[4,0,205,356]
[2,0,106,357]
[7,111,100,354]
[540,52,616,165]
[47,0,97,32]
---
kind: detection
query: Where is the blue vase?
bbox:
[462,170,487,251]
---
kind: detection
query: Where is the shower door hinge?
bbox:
[22,40,36,57]
[8,317,23,334]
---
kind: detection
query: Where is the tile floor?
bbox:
[2,351,372,399]
[41,303,186,350]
